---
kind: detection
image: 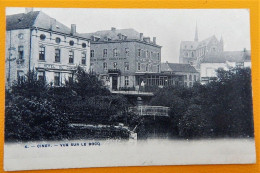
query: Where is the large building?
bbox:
[179,25,224,71]
[200,49,251,84]
[161,62,199,87]
[6,9,91,88]
[81,28,183,91]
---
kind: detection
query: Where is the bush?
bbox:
[5,96,69,142]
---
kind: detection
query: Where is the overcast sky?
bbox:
[6,8,250,63]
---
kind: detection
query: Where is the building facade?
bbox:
[81,28,183,91]
[179,25,224,71]
[200,49,251,84]
[161,62,199,87]
[6,9,90,88]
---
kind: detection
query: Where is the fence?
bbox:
[129,106,170,117]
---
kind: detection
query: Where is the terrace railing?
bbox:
[129,106,170,117]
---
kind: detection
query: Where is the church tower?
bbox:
[194,23,198,42]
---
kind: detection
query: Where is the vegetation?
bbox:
[150,67,254,138]
[5,67,130,142]
[5,66,254,141]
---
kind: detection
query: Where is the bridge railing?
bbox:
[129,106,170,117]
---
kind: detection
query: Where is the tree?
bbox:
[5,96,69,142]
[10,70,47,98]
[67,66,110,98]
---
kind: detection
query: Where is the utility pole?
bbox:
[7,31,16,88]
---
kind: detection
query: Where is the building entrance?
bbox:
[112,76,118,90]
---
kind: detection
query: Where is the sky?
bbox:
[6,8,251,63]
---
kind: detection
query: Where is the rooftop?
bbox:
[81,27,160,47]
[202,49,251,63]
[6,10,89,39]
[180,35,219,50]
[161,63,198,73]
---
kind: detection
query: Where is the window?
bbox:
[157,52,160,60]
[103,62,107,70]
[69,40,74,46]
[18,33,24,39]
[90,50,94,58]
[146,64,148,71]
[138,63,141,71]
[138,49,141,57]
[184,75,187,80]
[54,72,60,86]
[68,73,73,83]
[38,71,45,81]
[113,62,117,69]
[18,46,24,59]
[157,65,160,73]
[146,50,149,58]
[39,46,45,60]
[103,49,107,57]
[55,37,61,44]
[55,49,60,62]
[113,48,118,57]
[125,48,129,56]
[236,62,244,68]
[81,52,86,65]
[125,76,129,86]
[82,43,87,48]
[184,82,187,87]
[124,62,129,71]
[69,50,74,64]
[189,82,192,87]
[189,75,192,81]
[40,34,46,40]
[194,75,196,81]
[185,52,188,57]
[192,52,194,57]
[17,71,25,84]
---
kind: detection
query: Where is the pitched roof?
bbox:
[161,63,198,73]
[81,28,141,41]
[6,11,87,39]
[202,50,251,63]
[180,35,217,50]
[6,11,40,30]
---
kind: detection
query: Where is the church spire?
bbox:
[194,22,198,42]
[220,35,223,43]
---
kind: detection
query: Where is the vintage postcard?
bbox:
[4,7,256,171]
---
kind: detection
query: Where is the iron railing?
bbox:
[129,106,170,117]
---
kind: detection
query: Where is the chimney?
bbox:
[25,8,33,14]
[111,27,116,31]
[153,37,156,44]
[71,24,76,35]
[140,33,143,41]
[50,18,56,30]
[243,48,247,52]
[118,33,122,40]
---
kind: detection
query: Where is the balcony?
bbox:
[129,106,170,117]
[108,69,121,75]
